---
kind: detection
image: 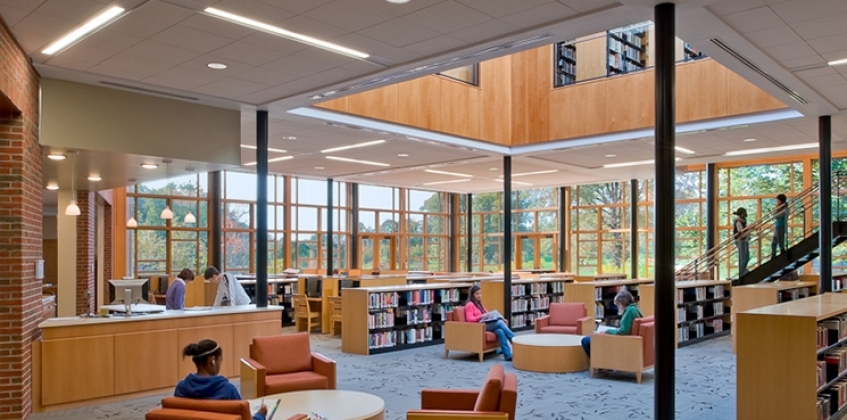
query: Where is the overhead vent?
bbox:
[309,33,553,100]
[709,38,809,105]
[99,81,199,101]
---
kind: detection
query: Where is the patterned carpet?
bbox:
[31,330,736,420]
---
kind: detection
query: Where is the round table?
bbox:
[261,390,384,420]
[512,334,588,373]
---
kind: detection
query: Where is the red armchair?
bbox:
[443,306,500,362]
[589,315,655,383]
[145,397,307,420]
[239,332,336,398]
[407,364,517,420]
[534,302,594,335]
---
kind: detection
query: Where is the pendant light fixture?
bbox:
[160,159,174,220]
[183,167,196,224]
[126,178,138,227]
[65,152,81,216]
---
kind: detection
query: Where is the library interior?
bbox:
[4,0,847,419]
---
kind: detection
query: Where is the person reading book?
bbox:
[464,285,515,361]
[174,339,267,420]
[581,288,642,357]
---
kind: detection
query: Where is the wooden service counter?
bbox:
[34,305,284,411]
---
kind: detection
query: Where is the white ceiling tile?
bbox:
[262,55,336,77]
[106,1,193,39]
[208,0,295,24]
[86,64,151,81]
[766,41,819,60]
[197,77,269,95]
[209,41,287,67]
[457,0,553,19]
[32,0,105,22]
[720,7,785,33]
[278,15,349,40]
[771,0,847,24]
[180,14,255,41]
[49,43,116,65]
[292,47,357,68]
[144,65,226,86]
[141,74,206,91]
[808,33,847,55]
[362,0,451,17]
[82,29,143,53]
[235,67,299,85]
[13,12,75,48]
[180,54,256,75]
[254,0,334,15]
[367,45,423,65]
[240,32,309,55]
[0,0,40,12]
[6,29,52,53]
[782,55,827,70]
[43,55,94,72]
[330,32,398,55]
[822,49,847,63]
[790,13,847,41]
[341,58,386,73]
[0,5,29,26]
[356,17,441,48]
[151,25,235,53]
[744,25,804,48]
[306,66,361,84]
[303,1,395,32]
[796,67,839,79]
[404,2,493,34]
[499,2,578,28]
[706,0,767,16]
[123,40,202,66]
[449,19,520,43]
[405,35,466,57]
[96,54,175,77]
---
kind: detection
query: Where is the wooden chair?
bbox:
[443,306,500,362]
[328,296,343,336]
[407,364,517,420]
[589,315,655,383]
[293,295,321,333]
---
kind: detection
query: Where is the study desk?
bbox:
[34,305,284,411]
[257,390,384,420]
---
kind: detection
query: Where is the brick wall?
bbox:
[0,15,41,420]
[76,191,95,315]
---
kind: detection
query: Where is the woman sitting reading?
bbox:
[581,288,642,357]
[175,339,267,420]
[464,285,516,361]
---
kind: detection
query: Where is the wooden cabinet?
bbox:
[736,293,847,420]
[563,279,653,327]
[479,276,573,331]
[641,280,732,347]
[731,280,818,352]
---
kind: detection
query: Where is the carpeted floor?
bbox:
[31,330,736,420]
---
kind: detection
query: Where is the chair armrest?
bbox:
[534,315,550,333]
[407,410,509,420]
[240,358,265,399]
[311,352,337,389]
[421,389,479,410]
[590,333,644,372]
[577,315,594,335]
[444,321,486,353]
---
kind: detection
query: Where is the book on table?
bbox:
[249,398,281,420]
[480,309,503,322]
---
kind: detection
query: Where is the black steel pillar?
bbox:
[256,111,269,307]
[631,179,639,279]
[211,171,223,271]
[503,156,512,322]
[820,116,833,292]
[327,179,334,275]
[706,163,717,277]
[466,194,473,272]
[559,187,567,272]
[351,183,359,269]
[449,193,458,272]
[654,4,676,420]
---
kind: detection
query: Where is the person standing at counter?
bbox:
[205,266,251,306]
[165,268,195,310]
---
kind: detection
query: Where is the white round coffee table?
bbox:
[512,334,588,373]
[262,390,384,420]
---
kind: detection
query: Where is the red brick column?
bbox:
[0,17,41,420]
[76,191,96,315]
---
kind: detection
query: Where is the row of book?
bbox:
[403,289,435,305]
[510,312,544,328]
[511,296,553,312]
[817,395,832,420]
[367,312,394,329]
[595,302,620,320]
[822,347,847,385]
[610,30,644,48]
[678,322,705,342]
[399,307,432,325]
[368,327,434,349]
[438,288,463,304]
[368,292,399,309]
[819,379,847,418]
[818,315,847,350]
[777,287,811,303]
[558,43,575,60]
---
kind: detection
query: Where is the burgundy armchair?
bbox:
[534,302,594,335]
[407,364,517,420]
[443,306,500,362]
[589,315,655,383]
[239,332,336,398]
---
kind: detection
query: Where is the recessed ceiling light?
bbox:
[387,0,412,3]
[743,138,757,142]
[244,161,257,166]
[88,175,102,181]
[240,144,257,149]
[47,154,66,161]
[207,62,227,70]
[828,58,847,66]
[724,143,817,157]
[494,179,533,186]
[46,182,59,190]
[489,167,499,172]
[397,153,409,158]
[315,166,325,170]
[141,163,158,169]
[321,139,385,153]
[425,169,473,178]
[41,6,126,55]
[281,136,298,140]
[510,169,559,178]
[423,179,471,186]
[268,156,294,163]
[605,154,616,158]
[675,146,696,155]
[325,156,390,167]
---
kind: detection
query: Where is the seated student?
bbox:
[204,266,252,306]
[581,288,642,357]
[165,268,194,310]
[464,285,516,361]
[175,339,267,420]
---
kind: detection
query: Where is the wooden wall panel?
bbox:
[232,320,282,368]
[397,78,440,130]
[577,36,608,82]
[439,79,480,139]
[316,97,348,113]
[524,46,553,145]
[676,59,727,123]
[604,71,654,133]
[726,69,788,115]
[549,80,607,140]
[177,325,234,379]
[479,56,512,145]
[41,336,114,405]
[114,330,178,395]
[348,85,398,122]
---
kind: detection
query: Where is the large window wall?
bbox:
[571,182,633,276]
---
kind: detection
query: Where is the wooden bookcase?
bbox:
[731,280,818,352]
[607,26,647,76]
[341,283,473,355]
[553,42,577,87]
[563,279,653,327]
[641,280,732,347]
[736,293,847,420]
[479,275,574,331]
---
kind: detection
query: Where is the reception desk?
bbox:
[34,305,284,411]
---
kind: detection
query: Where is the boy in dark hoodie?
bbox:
[175,339,267,420]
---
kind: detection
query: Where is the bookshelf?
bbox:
[641,280,732,347]
[607,27,647,76]
[553,42,577,87]
[479,276,574,331]
[341,283,473,355]
[736,293,847,420]
[563,279,653,327]
[731,280,818,352]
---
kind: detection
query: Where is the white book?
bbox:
[480,309,503,322]
[596,325,617,333]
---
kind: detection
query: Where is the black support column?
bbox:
[256,111,269,307]
[706,163,717,277]
[654,4,676,420]
[631,179,639,279]
[503,156,512,322]
[351,183,359,269]
[820,116,833,292]
[466,194,473,272]
[211,171,223,271]
[559,187,567,272]
[327,179,334,275]
[449,193,458,272]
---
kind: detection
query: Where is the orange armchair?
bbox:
[589,315,655,383]
[407,364,517,420]
[239,332,336,398]
[443,306,500,362]
[145,397,251,420]
[534,302,594,335]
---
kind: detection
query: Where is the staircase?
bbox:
[676,171,847,284]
